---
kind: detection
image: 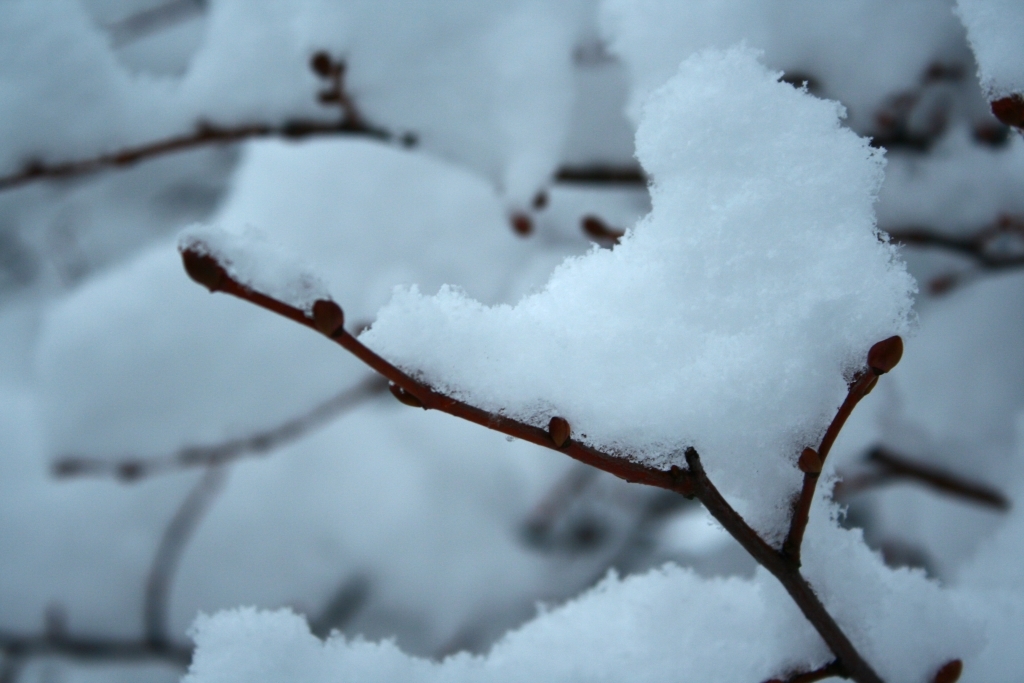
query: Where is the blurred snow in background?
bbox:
[1,1,1024,682]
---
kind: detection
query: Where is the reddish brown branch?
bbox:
[53,375,387,481]
[765,659,845,683]
[178,246,907,683]
[836,447,1010,511]
[782,338,902,566]
[0,53,407,194]
[684,450,881,683]
[555,165,646,185]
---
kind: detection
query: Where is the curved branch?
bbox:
[0,631,191,667]
[0,53,409,193]
[145,466,227,646]
[53,375,387,481]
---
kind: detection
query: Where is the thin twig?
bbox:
[178,246,901,683]
[0,52,408,194]
[145,466,227,646]
[53,375,387,481]
[765,659,845,683]
[835,447,1010,511]
[0,631,191,667]
[554,165,646,185]
[783,338,903,566]
[886,219,1024,271]
[106,0,207,48]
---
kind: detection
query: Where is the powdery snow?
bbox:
[956,0,1024,98]
[360,47,915,540]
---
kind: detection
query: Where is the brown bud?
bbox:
[312,299,345,338]
[933,659,963,683]
[181,249,225,292]
[867,336,903,375]
[798,447,823,474]
[510,212,533,236]
[581,215,624,242]
[991,95,1024,129]
[389,383,423,408]
[310,51,333,77]
[549,416,571,448]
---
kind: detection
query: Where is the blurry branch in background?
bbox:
[0,53,407,194]
[765,658,844,683]
[145,465,227,647]
[52,375,387,482]
[0,629,192,672]
[178,244,932,683]
[886,215,1024,294]
[835,446,1010,512]
[105,0,207,48]
[782,338,903,566]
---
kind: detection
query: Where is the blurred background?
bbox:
[1,2,1022,682]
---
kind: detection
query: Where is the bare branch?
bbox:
[554,165,646,186]
[0,53,410,194]
[0,631,190,667]
[53,375,387,482]
[886,217,1024,271]
[764,659,845,683]
[684,449,881,683]
[783,337,903,566]
[836,447,1010,511]
[106,0,207,48]
[145,466,227,646]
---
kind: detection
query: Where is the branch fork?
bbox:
[181,245,956,683]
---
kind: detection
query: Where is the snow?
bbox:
[4,3,1024,683]
[183,508,978,683]
[361,47,915,540]
[601,0,970,133]
[0,0,588,207]
[956,0,1024,98]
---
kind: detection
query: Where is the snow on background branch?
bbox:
[2,1,1024,682]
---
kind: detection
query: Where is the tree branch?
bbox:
[0,631,191,667]
[177,245,917,683]
[782,338,902,566]
[53,375,387,481]
[835,446,1010,511]
[0,53,408,194]
[144,466,227,646]
[764,659,844,683]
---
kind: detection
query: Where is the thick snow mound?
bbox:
[361,48,915,539]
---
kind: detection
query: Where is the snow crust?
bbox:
[361,48,915,539]
[956,0,1024,98]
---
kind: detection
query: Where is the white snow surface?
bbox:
[183,500,978,683]
[956,0,1024,98]
[360,48,915,540]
